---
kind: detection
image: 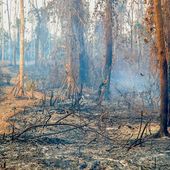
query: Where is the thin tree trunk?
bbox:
[130,1,134,51]
[0,0,4,64]
[34,0,40,66]
[153,0,169,136]
[35,27,40,66]
[19,0,25,95]
[103,0,113,99]
[7,0,13,65]
[17,18,20,64]
[30,0,34,64]
[13,0,17,66]
[68,1,76,80]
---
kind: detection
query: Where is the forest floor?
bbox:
[0,65,170,170]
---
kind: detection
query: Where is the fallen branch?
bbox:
[127,119,151,151]
[18,123,90,141]
[14,122,86,140]
[13,111,75,140]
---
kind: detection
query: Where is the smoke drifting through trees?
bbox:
[0,0,170,169]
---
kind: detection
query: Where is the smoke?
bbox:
[110,58,159,96]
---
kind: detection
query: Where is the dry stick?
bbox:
[86,127,118,147]
[139,120,151,140]
[87,137,97,145]
[30,115,113,144]
[127,120,151,151]
[43,112,52,128]
[55,111,74,124]
[136,111,144,140]
[148,121,152,135]
[27,123,90,140]
[122,134,134,147]
[43,109,73,128]
[44,115,52,126]
[105,131,131,152]
[14,111,75,139]
[50,90,54,106]
[14,123,84,140]
[11,123,15,141]
[2,133,6,140]
[86,126,113,142]
[124,112,144,150]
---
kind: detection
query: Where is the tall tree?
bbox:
[13,0,18,66]
[66,0,77,97]
[0,0,4,64]
[31,1,48,67]
[7,0,13,64]
[153,0,169,136]
[103,0,113,99]
[34,0,40,66]
[30,0,35,62]
[19,0,25,95]
[162,0,170,125]
[72,0,89,86]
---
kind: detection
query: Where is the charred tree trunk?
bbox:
[73,0,89,86]
[162,0,170,126]
[154,0,169,136]
[78,24,89,86]
[103,0,113,99]
[64,0,78,99]
[166,1,170,126]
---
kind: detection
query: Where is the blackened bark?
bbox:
[73,1,89,86]
[154,0,169,136]
[103,0,113,99]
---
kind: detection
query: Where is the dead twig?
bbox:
[13,111,78,140]
[21,123,90,141]
[127,119,151,151]
[14,122,87,140]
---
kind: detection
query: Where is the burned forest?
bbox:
[0,0,170,169]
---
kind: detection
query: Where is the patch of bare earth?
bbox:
[0,66,170,170]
